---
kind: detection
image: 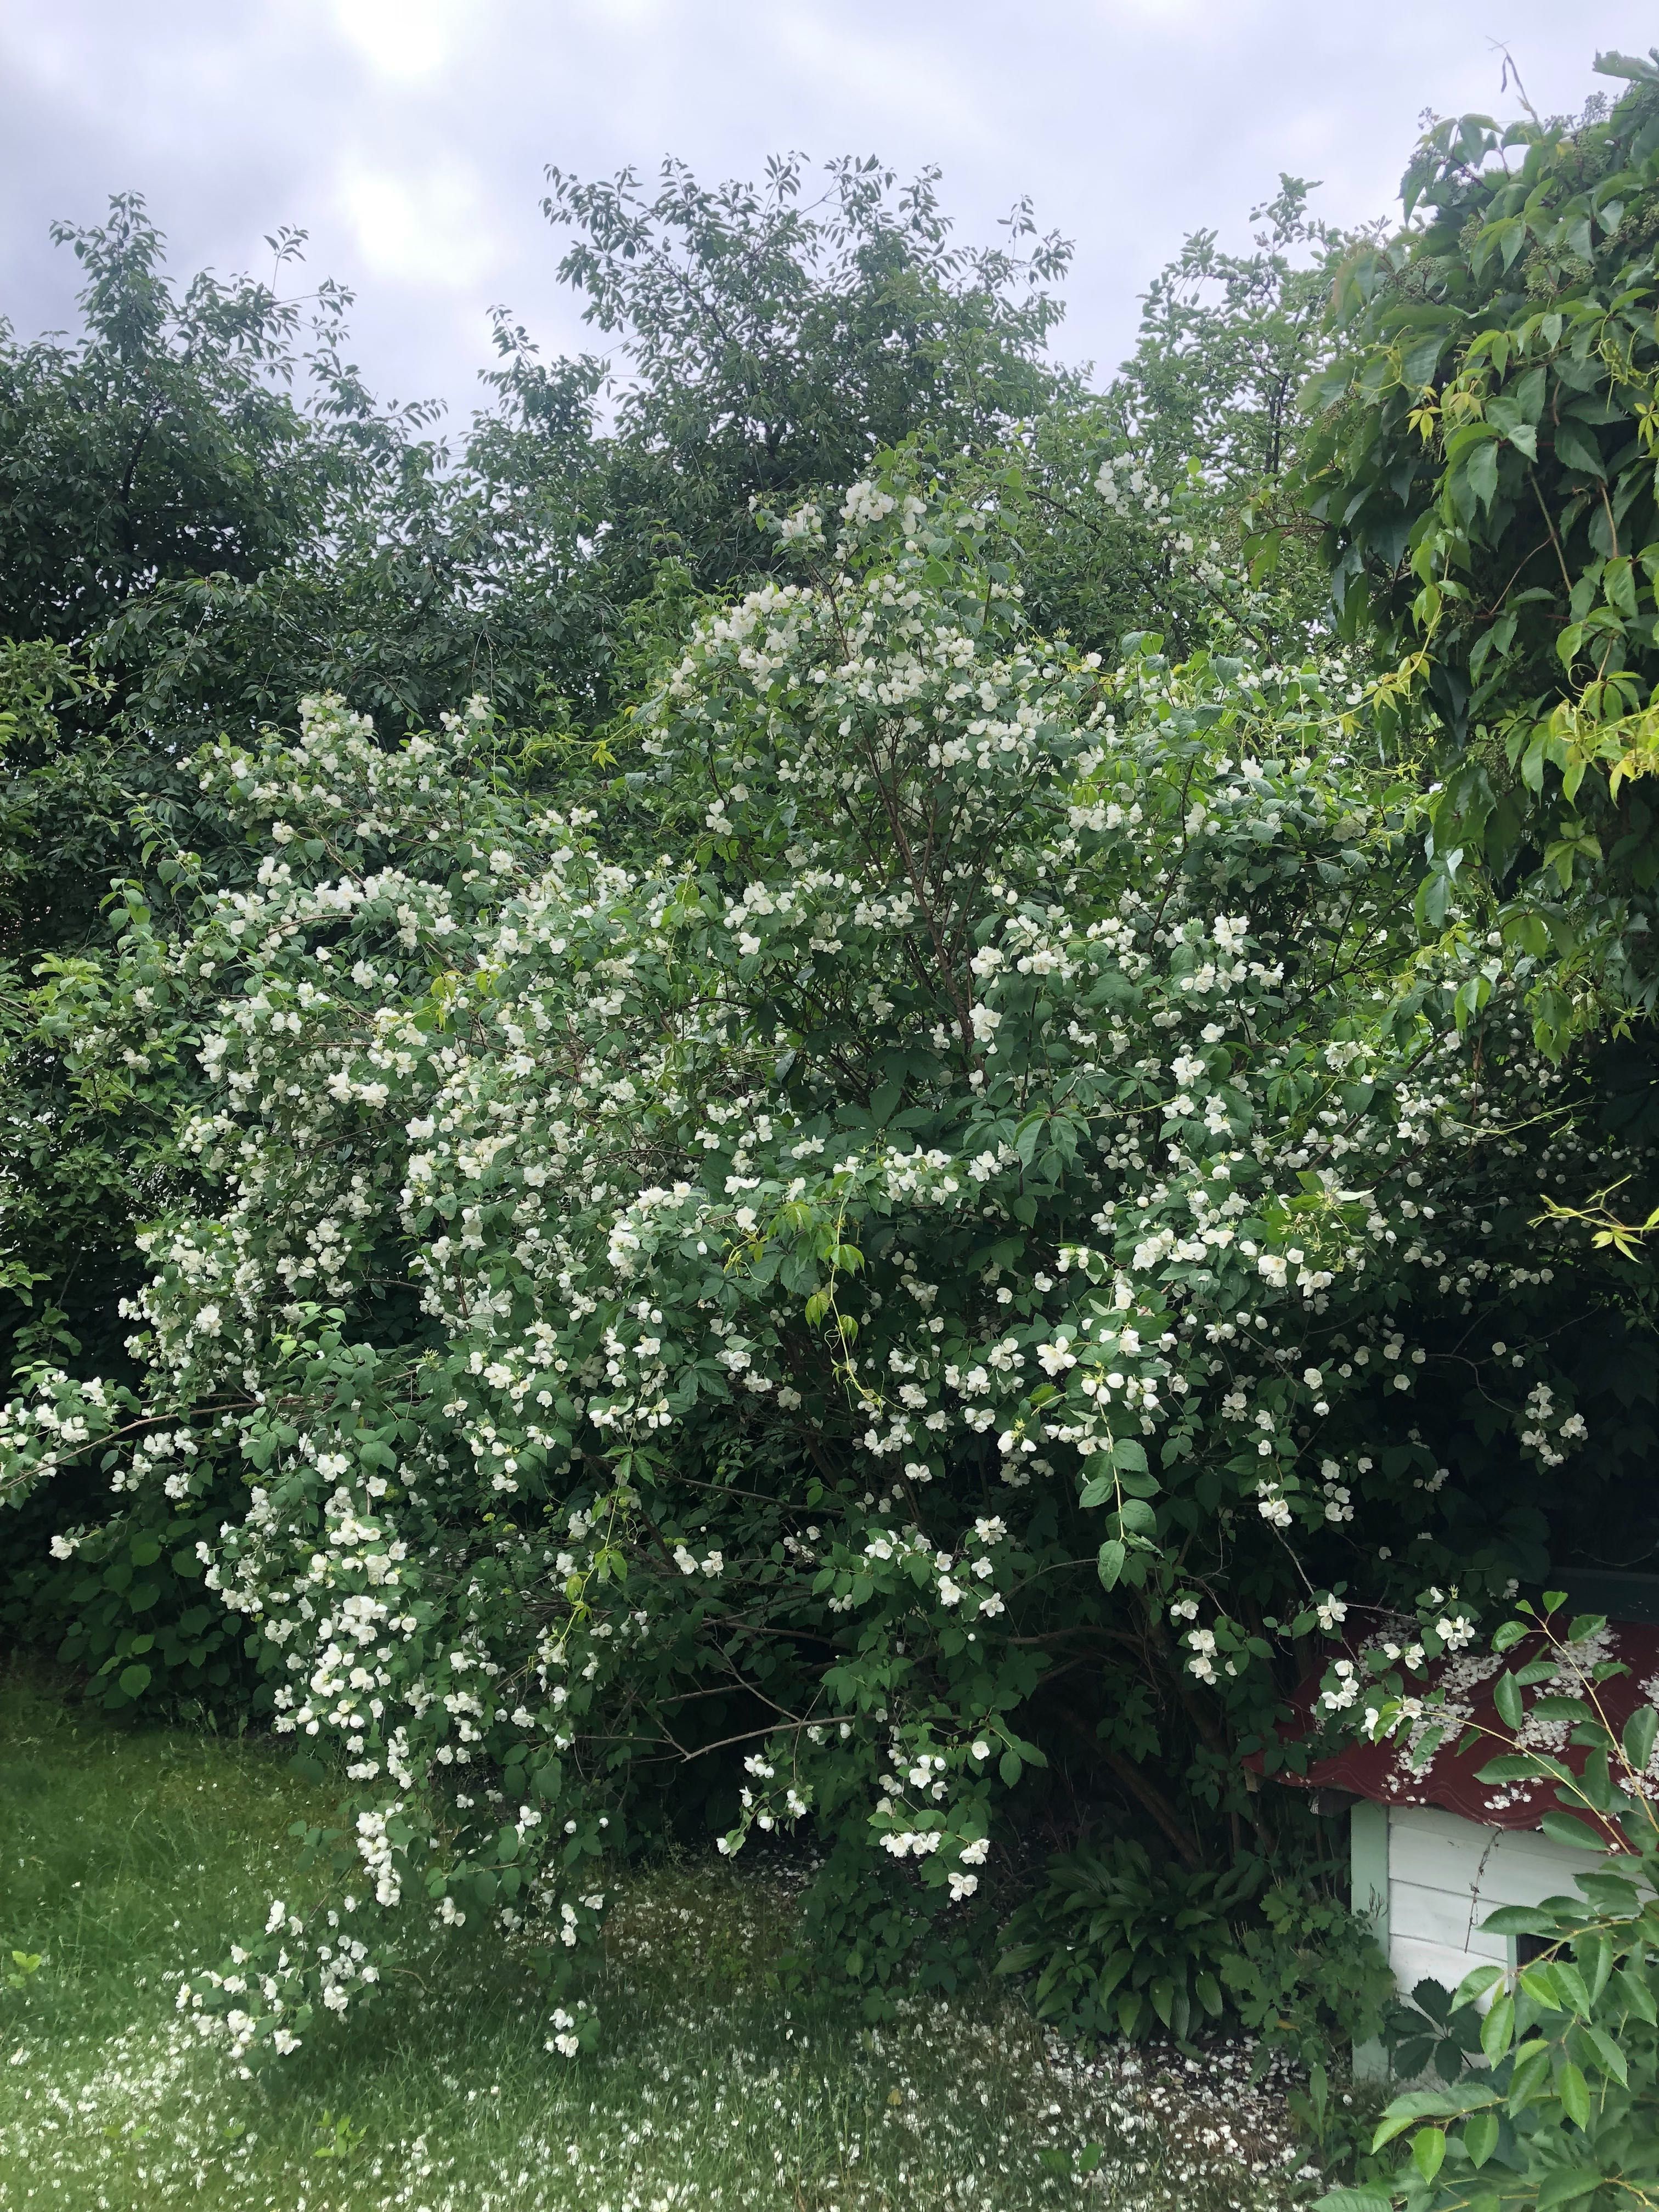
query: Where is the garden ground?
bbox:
[0,1664,1321,2211]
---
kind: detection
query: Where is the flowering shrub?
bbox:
[0,470,1642,2057]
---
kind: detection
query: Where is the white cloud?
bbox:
[329,0,469,84]
[762,9,994,148]
[335,153,500,290]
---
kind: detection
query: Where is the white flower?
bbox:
[842,480,896,525]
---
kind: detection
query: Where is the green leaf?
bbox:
[1486,392,1527,438]
[1621,1705,1657,1774]
[1509,2036,1554,2106]
[1373,2089,1499,2149]
[1463,2108,1498,2168]
[1486,1893,1566,1928]
[1453,1962,1505,2010]
[998,1751,1022,1788]
[1483,388,1538,455]
[1411,2128,1446,2184]
[1494,1671,1523,1730]
[1559,2061,1590,2129]
[1465,440,1500,512]
[1536,2170,1602,2209]
[117,1663,151,1698]
[1555,421,1606,478]
[1402,331,1448,387]
[1541,1811,1607,1852]
[1481,1991,1515,2064]
[1520,1961,1566,2011]
[1097,1539,1126,1590]
[1584,2023,1628,2086]
[1415,867,1452,931]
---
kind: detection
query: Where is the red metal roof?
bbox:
[1250,1618,1659,1837]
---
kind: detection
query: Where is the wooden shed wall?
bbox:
[1379,1805,1604,1996]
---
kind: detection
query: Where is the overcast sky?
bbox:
[3,1,1654,431]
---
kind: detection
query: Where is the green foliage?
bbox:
[998,1844,1391,2058]
[0,1482,250,1712]
[1383,1975,1491,2084]
[0,204,614,1667]
[311,2110,366,2163]
[537,154,1073,601]
[1325,1603,1659,2211]
[0,638,111,955]
[0,163,1077,1496]
[1220,1878,1397,2068]
[1299,50,1659,1045]
[1128,176,1352,497]
[0,195,596,748]
[0,198,382,650]
[2,1949,40,1993]
[973,180,1360,673]
[0,160,1391,1704]
[1320,1902,1659,2212]
[997,1840,1261,2042]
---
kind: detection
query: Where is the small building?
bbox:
[1255,1604,1659,2068]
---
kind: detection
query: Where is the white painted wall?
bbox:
[1385,1804,1604,1996]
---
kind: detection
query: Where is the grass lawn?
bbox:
[0,1664,1318,2211]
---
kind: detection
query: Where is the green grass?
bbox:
[0,1664,1313,2211]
